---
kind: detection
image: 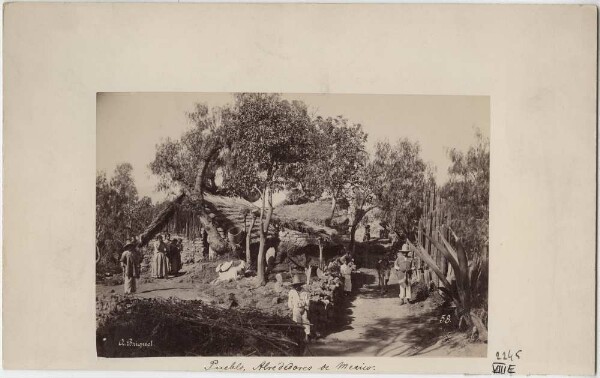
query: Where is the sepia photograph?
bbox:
[96,92,489,358]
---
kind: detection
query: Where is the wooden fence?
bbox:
[412,185,455,289]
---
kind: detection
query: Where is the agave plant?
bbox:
[407,231,488,342]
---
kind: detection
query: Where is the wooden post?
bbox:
[430,187,438,287]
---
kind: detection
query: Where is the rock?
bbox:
[275,273,283,284]
[272,297,281,305]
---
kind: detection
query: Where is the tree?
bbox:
[405,131,490,341]
[440,130,489,259]
[96,163,154,272]
[302,116,368,224]
[150,103,225,196]
[221,93,313,285]
[371,139,428,240]
[149,103,232,253]
[345,165,378,253]
[440,130,489,309]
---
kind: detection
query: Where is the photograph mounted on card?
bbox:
[3,3,596,374]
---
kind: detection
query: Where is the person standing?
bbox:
[394,243,413,305]
[164,233,173,273]
[376,254,391,294]
[167,236,179,275]
[201,228,209,260]
[151,235,168,279]
[363,224,371,242]
[288,275,311,341]
[120,237,140,294]
[175,238,183,273]
[340,256,353,295]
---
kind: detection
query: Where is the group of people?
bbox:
[118,233,185,294]
[151,233,184,279]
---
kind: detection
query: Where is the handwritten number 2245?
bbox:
[496,350,522,362]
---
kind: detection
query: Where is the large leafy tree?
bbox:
[345,163,378,253]
[440,130,489,259]
[221,93,313,285]
[371,139,428,240]
[150,103,225,196]
[302,116,368,224]
[343,138,427,253]
[149,103,233,253]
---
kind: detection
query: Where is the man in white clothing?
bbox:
[288,275,311,341]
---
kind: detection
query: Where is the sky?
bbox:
[97,93,489,203]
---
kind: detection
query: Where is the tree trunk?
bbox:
[245,215,256,265]
[319,243,324,265]
[255,187,272,286]
[193,144,221,195]
[197,208,230,255]
[350,223,357,254]
[256,232,266,285]
[454,241,471,311]
[304,253,311,286]
[328,197,337,223]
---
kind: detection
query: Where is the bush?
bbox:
[410,281,429,303]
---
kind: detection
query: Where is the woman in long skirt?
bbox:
[340,256,353,294]
[152,235,168,279]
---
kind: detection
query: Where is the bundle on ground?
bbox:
[97,296,306,357]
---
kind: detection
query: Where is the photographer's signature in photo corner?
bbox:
[116,338,154,348]
[492,349,522,374]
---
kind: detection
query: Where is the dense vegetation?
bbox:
[96,163,156,273]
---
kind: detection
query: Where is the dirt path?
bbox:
[98,274,202,299]
[308,269,486,357]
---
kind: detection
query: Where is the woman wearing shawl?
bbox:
[151,235,169,279]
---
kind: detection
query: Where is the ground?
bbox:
[97,244,485,357]
[309,268,485,357]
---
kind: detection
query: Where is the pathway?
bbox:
[308,269,485,357]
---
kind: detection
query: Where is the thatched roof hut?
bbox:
[165,193,342,256]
